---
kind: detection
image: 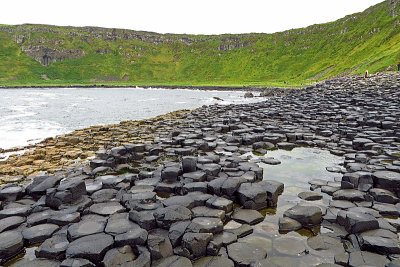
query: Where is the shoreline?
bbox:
[0,108,194,179]
[0,93,267,155]
[0,72,399,265]
[1,72,398,179]
[0,84,298,92]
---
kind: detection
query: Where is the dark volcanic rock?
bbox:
[0,206,31,219]
[339,211,379,234]
[46,179,87,209]
[182,232,213,259]
[89,201,125,216]
[187,217,223,234]
[48,212,80,226]
[0,230,24,263]
[283,204,322,227]
[373,171,400,192]
[115,228,148,247]
[236,183,268,210]
[0,216,25,233]
[348,250,389,267]
[298,191,323,201]
[227,241,267,266]
[35,233,69,260]
[22,223,60,245]
[232,209,264,225]
[154,205,192,229]
[193,256,234,267]
[358,229,400,254]
[147,229,173,260]
[279,217,302,232]
[205,195,233,212]
[332,189,365,201]
[67,216,106,241]
[8,72,400,264]
[26,175,63,198]
[129,210,156,230]
[60,258,95,267]
[102,245,137,267]
[66,233,114,263]
[105,212,138,236]
[0,186,24,201]
[154,255,193,267]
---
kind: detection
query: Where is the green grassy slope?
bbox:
[0,0,400,87]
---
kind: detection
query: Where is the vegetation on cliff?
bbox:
[0,0,399,87]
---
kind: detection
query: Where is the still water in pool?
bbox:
[239,147,344,266]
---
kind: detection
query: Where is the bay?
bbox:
[0,87,262,150]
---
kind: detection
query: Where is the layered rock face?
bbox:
[0,72,399,266]
[21,45,85,66]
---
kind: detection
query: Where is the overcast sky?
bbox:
[2,0,384,35]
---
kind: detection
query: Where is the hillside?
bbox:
[0,0,400,87]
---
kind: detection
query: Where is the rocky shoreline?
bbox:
[0,84,290,94]
[0,72,400,266]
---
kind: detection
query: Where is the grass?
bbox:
[0,0,399,87]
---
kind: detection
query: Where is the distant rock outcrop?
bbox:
[21,45,85,66]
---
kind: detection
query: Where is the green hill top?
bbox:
[1,0,400,87]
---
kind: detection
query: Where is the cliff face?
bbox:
[389,0,400,17]
[0,0,399,85]
[1,25,253,66]
[21,45,85,66]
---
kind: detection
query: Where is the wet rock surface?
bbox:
[1,73,400,265]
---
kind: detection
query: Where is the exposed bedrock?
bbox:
[0,73,400,265]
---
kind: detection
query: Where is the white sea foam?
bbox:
[0,88,266,150]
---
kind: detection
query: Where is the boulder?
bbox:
[278,217,302,232]
[205,196,233,213]
[187,217,223,234]
[0,186,24,201]
[35,234,69,260]
[147,229,173,260]
[129,210,156,230]
[67,216,106,241]
[0,216,25,233]
[236,183,268,210]
[22,223,59,245]
[66,233,114,263]
[283,204,322,227]
[373,171,400,192]
[182,232,213,259]
[154,255,193,267]
[105,213,138,236]
[232,209,264,225]
[46,179,87,209]
[332,189,365,202]
[182,157,198,173]
[227,242,267,266]
[102,245,137,267]
[89,202,125,216]
[115,228,148,247]
[154,205,192,229]
[0,230,24,263]
[339,211,379,234]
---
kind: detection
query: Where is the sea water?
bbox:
[0,87,262,150]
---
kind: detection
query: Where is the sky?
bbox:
[2,0,384,35]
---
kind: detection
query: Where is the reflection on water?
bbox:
[242,147,344,265]
[4,245,38,267]
[258,147,342,224]
[5,148,344,266]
